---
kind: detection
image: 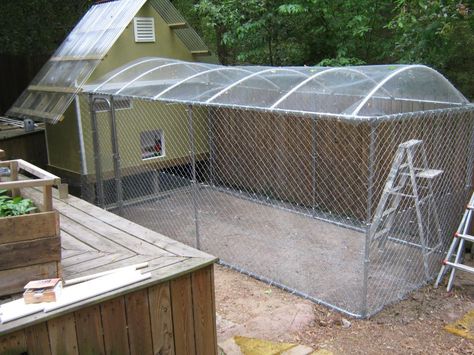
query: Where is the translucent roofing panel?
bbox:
[7,0,146,123]
[86,57,470,119]
[150,0,210,54]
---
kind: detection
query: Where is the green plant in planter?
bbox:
[0,189,37,217]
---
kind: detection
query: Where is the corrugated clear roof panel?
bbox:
[208,68,310,108]
[351,65,469,116]
[7,0,146,123]
[117,62,216,98]
[85,58,470,118]
[158,67,260,102]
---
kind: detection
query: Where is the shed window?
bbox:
[134,17,156,43]
[141,129,165,160]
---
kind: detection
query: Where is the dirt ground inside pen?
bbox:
[214,261,474,354]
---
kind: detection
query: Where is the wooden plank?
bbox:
[170,275,196,355]
[0,262,59,297]
[0,236,60,270]
[7,107,58,121]
[55,192,213,258]
[61,251,109,268]
[43,185,53,211]
[50,55,103,62]
[59,215,129,254]
[75,305,106,355]
[47,314,79,355]
[28,85,77,94]
[25,188,167,256]
[61,249,89,259]
[100,297,130,355]
[25,323,51,355]
[61,230,97,252]
[0,178,55,190]
[168,22,188,29]
[0,330,27,354]
[66,255,184,279]
[149,282,175,355]
[125,289,153,354]
[63,253,133,274]
[0,211,59,244]
[192,266,217,355]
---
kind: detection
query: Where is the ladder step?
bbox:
[382,207,397,217]
[416,169,443,179]
[389,185,404,193]
[418,195,433,204]
[389,192,414,198]
[456,233,474,243]
[444,261,474,274]
[399,139,422,149]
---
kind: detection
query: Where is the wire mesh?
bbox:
[78,94,474,317]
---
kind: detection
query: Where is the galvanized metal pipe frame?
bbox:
[188,105,201,250]
[89,94,124,214]
[362,122,377,317]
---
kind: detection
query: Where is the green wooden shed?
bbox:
[6,0,215,187]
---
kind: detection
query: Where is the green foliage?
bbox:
[173,0,473,99]
[0,0,93,55]
[0,190,37,217]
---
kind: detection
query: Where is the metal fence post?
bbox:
[312,117,317,217]
[188,105,201,249]
[208,107,216,187]
[362,120,377,317]
[109,96,123,216]
[89,94,105,209]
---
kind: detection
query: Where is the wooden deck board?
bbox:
[13,186,217,283]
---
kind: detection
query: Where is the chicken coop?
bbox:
[79,58,474,317]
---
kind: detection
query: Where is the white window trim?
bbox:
[141,129,165,161]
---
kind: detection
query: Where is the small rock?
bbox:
[341,318,351,328]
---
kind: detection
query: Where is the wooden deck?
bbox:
[22,187,217,280]
[0,188,219,354]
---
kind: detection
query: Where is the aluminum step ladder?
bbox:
[369,139,443,278]
[434,191,474,291]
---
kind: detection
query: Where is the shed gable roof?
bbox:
[7,0,212,124]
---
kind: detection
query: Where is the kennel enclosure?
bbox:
[77,58,474,317]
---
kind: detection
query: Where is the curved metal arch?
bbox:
[351,65,469,116]
[205,68,309,104]
[92,58,177,92]
[115,62,195,95]
[152,67,261,100]
[270,67,392,110]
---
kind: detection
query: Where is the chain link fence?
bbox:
[78,94,474,317]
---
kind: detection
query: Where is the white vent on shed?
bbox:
[134,17,156,43]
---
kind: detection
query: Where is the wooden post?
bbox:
[43,185,53,211]
[10,161,20,197]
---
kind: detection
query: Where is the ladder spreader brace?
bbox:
[434,192,474,291]
[369,139,443,279]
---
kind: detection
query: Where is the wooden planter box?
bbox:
[0,211,61,296]
[0,158,62,296]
